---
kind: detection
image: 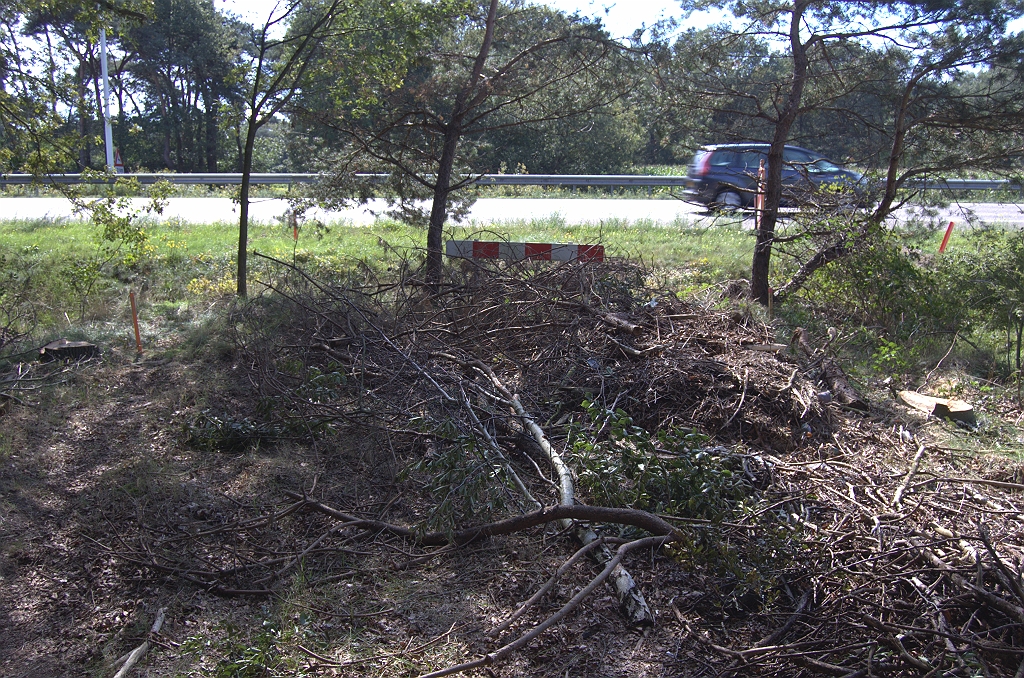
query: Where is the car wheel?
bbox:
[714,190,743,213]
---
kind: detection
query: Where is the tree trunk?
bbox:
[424,0,499,286]
[203,85,219,173]
[749,0,810,305]
[1016,320,1022,373]
[773,240,848,302]
[115,88,126,165]
[874,73,921,220]
[426,128,460,285]
[77,63,91,170]
[237,120,258,297]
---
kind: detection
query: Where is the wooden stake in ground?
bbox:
[130,292,143,356]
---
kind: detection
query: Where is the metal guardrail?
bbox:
[0,172,1019,191]
[0,173,318,185]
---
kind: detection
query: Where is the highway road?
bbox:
[1,196,1022,228]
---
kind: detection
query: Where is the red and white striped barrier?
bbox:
[445,240,605,262]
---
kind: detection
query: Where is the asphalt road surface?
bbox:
[1,196,1022,228]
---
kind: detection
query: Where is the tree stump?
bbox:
[38,339,100,362]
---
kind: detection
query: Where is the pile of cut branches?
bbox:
[142,254,1024,677]
[240,253,822,453]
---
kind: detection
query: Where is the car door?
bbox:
[781,147,815,203]
[719,148,764,200]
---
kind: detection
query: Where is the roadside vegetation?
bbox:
[2,211,1024,676]
[4,0,1024,675]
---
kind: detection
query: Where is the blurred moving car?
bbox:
[683,143,864,211]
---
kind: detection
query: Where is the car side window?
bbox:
[809,158,841,172]
[709,150,737,167]
[739,151,766,171]
[783,148,814,165]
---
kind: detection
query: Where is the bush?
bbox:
[569,400,752,521]
[955,229,1024,399]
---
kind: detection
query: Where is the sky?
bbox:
[216,0,689,39]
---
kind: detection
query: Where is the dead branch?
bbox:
[487,536,609,638]
[209,259,1024,676]
[285,491,681,546]
[110,607,165,678]
[435,352,655,624]
[892,444,927,508]
[417,536,667,678]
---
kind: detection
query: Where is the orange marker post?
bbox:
[130,292,143,355]
[938,220,955,253]
[754,159,766,231]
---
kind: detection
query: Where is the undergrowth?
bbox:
[569,400,799,608]
[780,224,1024,410]
[570,400,750,520]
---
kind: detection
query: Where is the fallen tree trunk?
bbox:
[454,355,656,626]
[792,328,869,412]
[552,300,643,335]
[110,607,166,678]
[822,358,869,412]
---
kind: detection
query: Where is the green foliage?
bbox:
[405,417,516,533]
[294,364,347,404]
[44,177,172,317]
[185,410,284,452]
[570,400,751,520]
[180,618,314,678]
[871,338,914,374]
[0,253,36,356]
[791,225,1024,399]
[124,0,245,173]
[801,231,969,369]
[212,621,281,678]
[82,176,170,268]
[960,229,1024,378]
[58,258,103,320]
[301,0,640,277]
[569,401,800,608]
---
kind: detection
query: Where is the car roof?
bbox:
[702,143,823,156]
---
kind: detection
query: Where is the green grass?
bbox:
[0,214,754,361]
[0,213,754,280]
[6,208,1003,397]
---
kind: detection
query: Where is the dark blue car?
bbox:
[682,143,864,211]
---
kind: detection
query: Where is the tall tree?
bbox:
[299,0,639,283]
[126,0,243,172]
[3,0,150,173]
[671,0,1024,304]
[231,0,354,296]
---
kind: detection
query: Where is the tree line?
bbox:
[1,0,642,175]
[11,0,1021,177]
[3,0,1024,298]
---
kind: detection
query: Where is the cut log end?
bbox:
[898,390,976,427]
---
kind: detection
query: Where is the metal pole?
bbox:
[99,21,115,173]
